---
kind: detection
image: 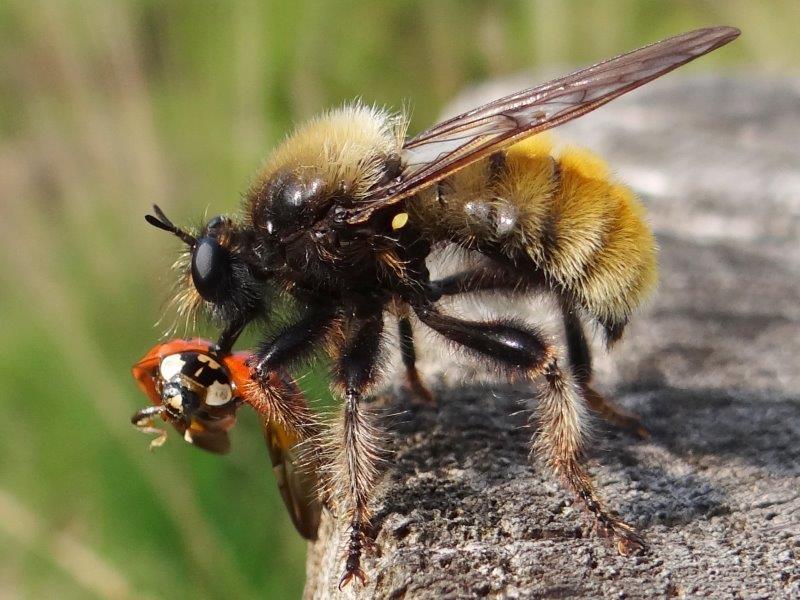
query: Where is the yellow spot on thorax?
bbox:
[391,212,409,230]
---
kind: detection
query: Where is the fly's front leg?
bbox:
[245,305,337,504]
[215,319,248,355]
[248,369,324,540]
[332,313,385,590]
[248,305,336,442]
[245,367,322,452]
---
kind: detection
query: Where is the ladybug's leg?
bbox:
[332,312,385,590]
[397,316,435,405]
[131,405,168,450]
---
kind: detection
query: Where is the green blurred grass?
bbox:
[0,1,797,598]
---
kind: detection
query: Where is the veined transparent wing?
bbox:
[347,26,739,224]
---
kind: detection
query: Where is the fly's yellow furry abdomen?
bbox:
[410,135,658,339]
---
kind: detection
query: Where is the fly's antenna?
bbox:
[145,204,197,247]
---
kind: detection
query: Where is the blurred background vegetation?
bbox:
[0,1,796,598]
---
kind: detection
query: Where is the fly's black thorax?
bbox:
[276,222,411,302]
[250,171,432,304]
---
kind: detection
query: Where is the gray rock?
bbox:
[304,76,800,599]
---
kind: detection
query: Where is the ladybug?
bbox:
[131,338,322,539]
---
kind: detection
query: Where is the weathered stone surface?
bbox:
[305,77,800,599]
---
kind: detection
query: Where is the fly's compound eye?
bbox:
[191,237,232,302]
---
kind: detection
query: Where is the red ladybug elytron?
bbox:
[131,338,322,539]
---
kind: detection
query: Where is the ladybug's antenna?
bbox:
[145,204,197,247]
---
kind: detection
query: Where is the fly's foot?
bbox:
[609,412,651,441]
[338,561,367,591]
[338,520,368,590]
[596,517,646,556]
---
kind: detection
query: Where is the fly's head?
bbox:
[146,205,270,332]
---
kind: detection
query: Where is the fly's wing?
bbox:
[347,26,740,224]
[261,417,322,540]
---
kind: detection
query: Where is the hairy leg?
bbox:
[245,369,323,540]
[430,261,541,298]
[245,368,322,453]
[431,264,648,436]
[332,313,385,589]
[414,303,644,554]
[244,305,338,534]
[248,304,337,443]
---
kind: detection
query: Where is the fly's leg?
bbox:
[398,315,435,405]
[333,314,385,590]
[431,265,650,437]
[247,305,337,507]
[245,368,322,453]
[562,306,650,439]
[248,305,336,442]
[245,368,327,539]
[430,262,542,297]
[414,303,645,554]
[537,362,645,554]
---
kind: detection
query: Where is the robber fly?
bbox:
[143,27,739,587]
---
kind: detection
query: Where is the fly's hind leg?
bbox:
[414,303,645,555]
[398,315,435,405]
[562,306,650,439]
[432,264,650,438]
